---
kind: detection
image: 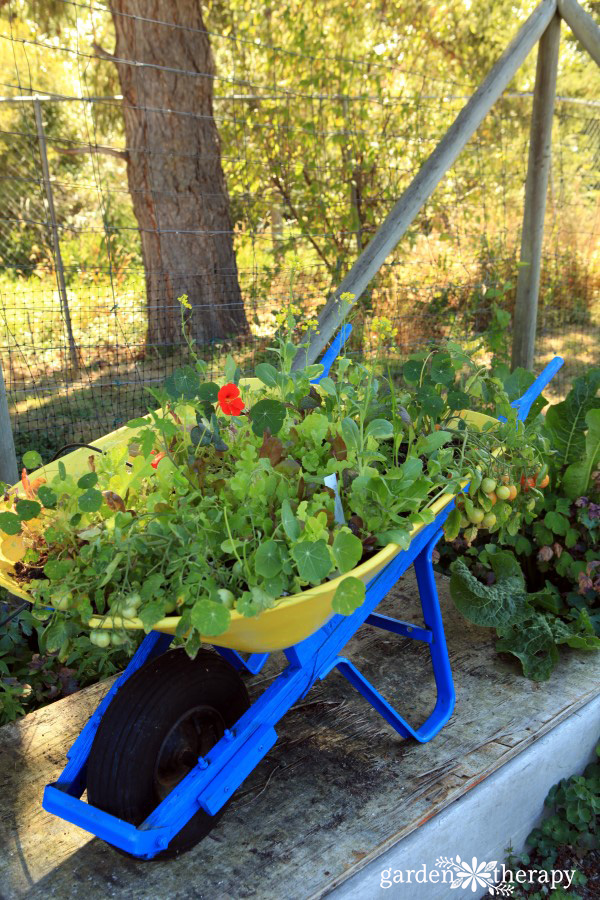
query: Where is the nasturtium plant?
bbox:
[0,300,550,660]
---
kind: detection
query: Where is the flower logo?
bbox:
[436,856,513,896]
[218,383,245,416]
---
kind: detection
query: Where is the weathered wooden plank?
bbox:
[0,571,598,900]
[291,0,559,370]
[512,13,561,371]
[558,0,600,67]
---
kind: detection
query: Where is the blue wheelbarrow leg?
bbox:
[332,527,455,743]
[213,648,269,675]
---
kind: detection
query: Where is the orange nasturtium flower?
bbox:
[218,383,245,416]
[150,450,167,469]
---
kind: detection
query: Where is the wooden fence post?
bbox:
[292,0,559,369]
[0,354,18,486]
[558,0,600,67]
[511,14,561,372]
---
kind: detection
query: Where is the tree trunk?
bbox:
[109,1,248,348]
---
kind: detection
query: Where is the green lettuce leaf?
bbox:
[449,550,529,628]
[544,368,600,467]
[562,409,600,499]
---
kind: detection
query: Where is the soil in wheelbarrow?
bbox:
[13,555,49,584]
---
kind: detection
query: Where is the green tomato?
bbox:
[120,605,139,619]
[111,632,127,647]
[482,512,497,528]
[90,629,111,649]
[496,485,511,501]
[481,477,497,495]
[467,507,485,525]
[217,588,235,609]
[52,592,73,611]
[124,592,142,609]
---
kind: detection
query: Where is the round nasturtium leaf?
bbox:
[22,450,43,470]
[332,531,363,574]
[416,385,445,418]
[402,359,423,384]
[430,353,455,386]
[78,489,103,513]
[197,382,219,403]
[190,599,231,636]
[15,499,42,521]
[332,577,366,615]
[37,485,57,509]
[249,398,286,436]
[77,472,98,490]
[254,539,282,578]
[291,539,332,584]
[164,366,201,400]
[0,511,22,535]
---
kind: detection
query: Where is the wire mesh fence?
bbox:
[0,1,598,463]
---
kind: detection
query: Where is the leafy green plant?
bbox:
[497,743,599,899]
[0,592,128,726]
[0,302,548,662]
[495,750,598,899]
[441,367,600,680]
[527,745,599,866]
[450,548,599,681]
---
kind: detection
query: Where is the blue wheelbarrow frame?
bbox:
[42,331,563,859]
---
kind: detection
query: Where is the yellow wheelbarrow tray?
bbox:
[0,402,495,654]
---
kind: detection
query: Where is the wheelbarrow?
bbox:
[0,332,563,860]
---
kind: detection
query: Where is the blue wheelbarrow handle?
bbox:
[311,323,352,382]
[511,356,564,421]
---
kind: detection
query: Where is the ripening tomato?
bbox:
[496,485,511,501]
[538,474,550,489]
[521,474,537,492]
[508,484,518,501]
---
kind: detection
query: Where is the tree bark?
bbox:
[109,1,247,348]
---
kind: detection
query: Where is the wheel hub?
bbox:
[154,704,225,799]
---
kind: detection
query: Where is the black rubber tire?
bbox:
[87,648,249,860]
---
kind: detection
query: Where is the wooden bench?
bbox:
[1,571,598,899]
